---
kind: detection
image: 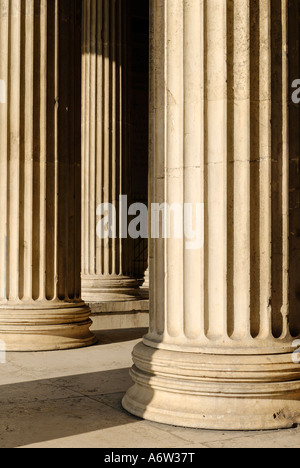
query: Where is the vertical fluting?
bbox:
[228,0,251,339]
[164,0,184,339]
[124,0,300,431]
[0,0,95,351]
[205,0,228,340]
[81,0,140,302]
[149,0,164,336]
[288,0,300,336]
[182,0,205,341]
[258,0,272,338]
[144,0,300,352]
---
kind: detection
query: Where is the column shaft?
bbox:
[81,0,140,302]
[123,0,300,430]
[0,0,96,351]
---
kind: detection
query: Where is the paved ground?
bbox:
[0,328,299,449]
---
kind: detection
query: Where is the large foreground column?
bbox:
[123,0,300,430]
[0,0,96,351]
[81,0,140,302]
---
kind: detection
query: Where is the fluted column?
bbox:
[123,0,300,430]
[81,0,140,302]
[0,0,96,351]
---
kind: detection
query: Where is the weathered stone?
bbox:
[0,0,96,351]
[123,0,300,431]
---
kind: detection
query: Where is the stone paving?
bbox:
[0,329,299,449]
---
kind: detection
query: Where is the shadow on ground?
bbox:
[0,368,140,448]
[92,328,148,345]
[0,328,149,448]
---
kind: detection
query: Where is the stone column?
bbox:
[81,0,140,303]
[123,0,300,430]
[0,0,96,351]
[139,267,149,299]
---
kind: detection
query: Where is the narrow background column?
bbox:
[0,0,96,351]
[123,0,300,430]
[81,0,141,303]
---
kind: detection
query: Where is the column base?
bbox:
[122,341,300,431]
[81,275,141,303]
[0,303,97,351]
